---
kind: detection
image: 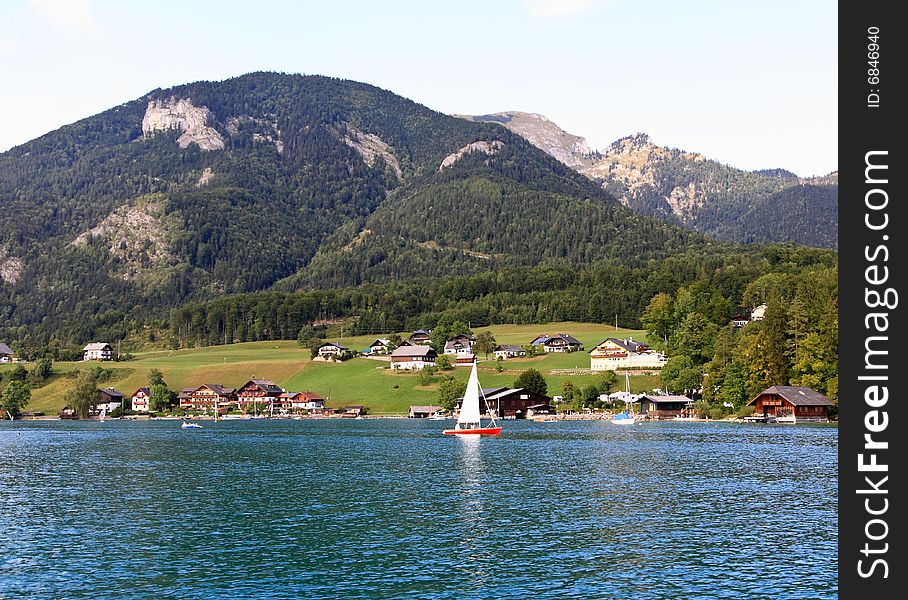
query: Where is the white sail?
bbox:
[457,362,482,425]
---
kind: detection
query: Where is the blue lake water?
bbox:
[0,419,837,599]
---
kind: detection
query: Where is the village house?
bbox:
[457,387,553,419]
[451,333,476,347]
[408,329,433,345]
[494,344,526,360]
[530,333,583,353]
[408,405,444,418]
[390,345,437,370]
[82,342,112,361]
[183,384,236,414]
[97,388,125,414]
[343,405,365,417]
[732,314,750,328]
[747,385,834,423]
[236,379,284,413]
[278,391,326,412]
[177,387,197,406]
[637,394,694,419]
[443,338,474,356]
[365,339,392,355]
[589,338,668,371]
[131,387,151,413]
[0,343,13,362]
[317,342,349,359]
[750,304,767,321]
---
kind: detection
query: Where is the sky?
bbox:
[0,0,837,176]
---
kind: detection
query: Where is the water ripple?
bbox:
[0,420,837,598]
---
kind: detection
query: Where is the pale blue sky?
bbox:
[0,0,837,176]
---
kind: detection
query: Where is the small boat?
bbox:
[611,373,637,425]
[428,411,450,421]
[181,421,202,429]
[443,362,502,436]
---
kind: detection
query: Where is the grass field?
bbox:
[4,322,656,415]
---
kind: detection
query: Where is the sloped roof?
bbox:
[0,343,13,355]
[198,384,235,396]
[750,386,833,406]
[241,379,283,394]
[99,387,125,399]
[83,342,111,351]
[531,333,581,346]
[592,338,648,353]
[391,345,437,357]
[639,394,693,404]
[409,405,442,414]
[318,342,349,350]
[495,344,524,352]
[132,387,150,396]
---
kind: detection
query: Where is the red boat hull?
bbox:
[443,427,502,435]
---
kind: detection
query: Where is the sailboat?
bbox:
[443,362,502,436]
[611,372,637,425]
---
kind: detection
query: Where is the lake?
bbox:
[0,419,837,599]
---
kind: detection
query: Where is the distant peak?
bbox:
[612,133,653,148]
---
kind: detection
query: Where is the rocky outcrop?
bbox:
[197,167,214,187]
[439,140,504,171]
[142,97,225,151]
[0,250,23,284]
[226,115,284,153]
[460,111,593,168]
[339,125,401,180]
[72,201,175,279]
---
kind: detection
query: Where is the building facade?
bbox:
[390,345,438,370]
[83,342,112,361]
[748,386,833,422]
[589,338,667,371]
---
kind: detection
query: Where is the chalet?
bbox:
[637,394,693,419]
[236,379,284,412]
[751,304,767,321]
[343,405,365,417]
[278,391,326,411]
[317,342,349,359]
[183,384,236,414]
[0,343,13,362]
[390,345,437,370]
[443,339,474,356]
[177,387,197,405]
[83,342,112,361]
[589,338,668,371]
[408,405,443,418]
[366,339,392,355]
[494,344,526,360]
[408,329,433,345]
[451,333,476,347]
[530,333,582,353]
[131,387,151,413]
[748,386,834,423]
[97,388,125,413]
[732,314,750,328]
[457,387,553,419]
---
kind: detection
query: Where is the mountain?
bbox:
[0,72,704,343]
[461,112,837,248]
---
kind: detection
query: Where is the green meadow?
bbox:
[4,323,656,415]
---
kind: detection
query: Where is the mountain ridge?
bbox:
[461,111,837,248]
[1,72,709,344]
